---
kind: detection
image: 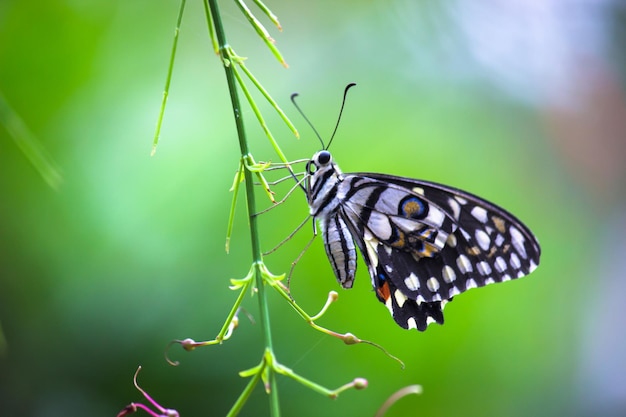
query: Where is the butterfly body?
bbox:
[305,150,541,331]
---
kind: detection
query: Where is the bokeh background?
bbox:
[1,1,626,416]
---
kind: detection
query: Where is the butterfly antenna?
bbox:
[291,92,325,149]
[326,82,356,150]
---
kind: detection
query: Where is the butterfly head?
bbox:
[307,150,344,180]
[307,150,332,173]
[306,150,344,214]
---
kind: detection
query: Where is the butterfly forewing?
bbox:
[339,177,458,259]
[356,173,540,293]
[306,151,541,331]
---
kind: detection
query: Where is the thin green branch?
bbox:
[243,154,275,203]
[229,60,287,161]
[234,57,299,139]
[252,0,282,30]
[226,159,245,253]
[235,0,287,67]
[273,361,367,398]
[267,277,405,368]
[225,49,300,186]
[202,0,219,55]
[152,0,186,156]
[236,0,275,42]
[228,360,265,417]
[239,348,367,400]
[374,385,423,417]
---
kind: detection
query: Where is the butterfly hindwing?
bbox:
[373,264,447,330]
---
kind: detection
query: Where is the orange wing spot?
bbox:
[408,240,439,259]
[492,215,507,234]
[402,200,422,217]
[390,230,406,248]
[466,246,481,256]
[419,229,433,239]
[377,281,391,301]
[422,242,438,256]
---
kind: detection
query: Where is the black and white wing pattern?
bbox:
[306,150,541,331]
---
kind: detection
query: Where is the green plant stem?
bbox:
[207,0,280,416]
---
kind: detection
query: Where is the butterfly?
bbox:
[305,149,541,331]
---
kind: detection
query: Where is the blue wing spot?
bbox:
[399,196,428,219]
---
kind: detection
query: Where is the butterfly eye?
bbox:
[317,151,331,165]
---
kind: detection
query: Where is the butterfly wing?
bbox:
[338,173,541,330]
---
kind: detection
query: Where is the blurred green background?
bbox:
[2,1,626,416]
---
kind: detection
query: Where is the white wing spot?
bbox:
[471,206,488,223]
[456,254,473,274]
[455,196,467,205]
[475,229,491,251]
[394,289,407,308]
[495,256,508,273]
[529,260,538,272]
[509,226,528,259]
[502,274,512,282]
[368,211,393,240]
[407,317,417,329]
[364,236,379,269]
[446,233,457,248]
[435,231,449,249]
[442,266,456,283]
[426,316,436,325]
[494,234,505,247]
[477,261,492,276]
[510,253,521,270]
[404,273,420,291]
[426,277,440,292]
[484,277,495,285]
[412,187,425,195]
[466,278,478,289]
[448,197,461,220]
[449,286,461,297]
[426,208,445,228]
